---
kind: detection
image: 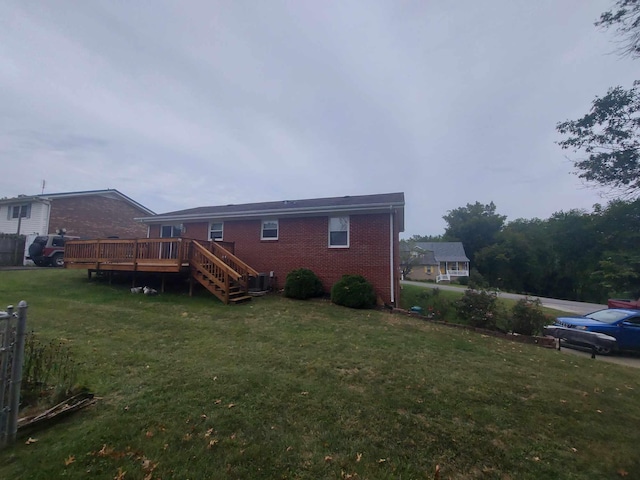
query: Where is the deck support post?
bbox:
[189,274,193,297]
[108,271,113,285]
[161,274,166,293]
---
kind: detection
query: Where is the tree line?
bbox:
[405,198,640,303]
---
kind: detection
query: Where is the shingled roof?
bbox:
[415,242,469,262]
[139,192,405,230]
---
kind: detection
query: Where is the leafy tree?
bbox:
[556,81,640,197]
[475,223,545,295]
[399,239,422,278]
[591,199,640,298]
[442,201,506,265]
[596,0,640,59]
[407,234,443,242]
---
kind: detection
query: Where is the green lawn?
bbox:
[1,269,639,479]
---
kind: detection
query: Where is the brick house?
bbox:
[137,192,405,305]
[0,189,154,238]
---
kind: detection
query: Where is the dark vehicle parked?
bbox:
[27,235,80,267]
[554,308,640,354]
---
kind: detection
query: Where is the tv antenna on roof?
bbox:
[41,180,46,194]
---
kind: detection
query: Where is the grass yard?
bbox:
[1,270,639,479]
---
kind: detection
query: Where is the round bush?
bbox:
[330,274,376,309]
[510,297,548,336]
[283,268,324,300]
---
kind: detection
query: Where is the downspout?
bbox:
[389,209,395,305]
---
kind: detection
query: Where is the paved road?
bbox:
[401,281,606,315]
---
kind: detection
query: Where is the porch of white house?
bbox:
[436,261,469,283]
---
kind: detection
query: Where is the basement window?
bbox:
[261,220,278,240]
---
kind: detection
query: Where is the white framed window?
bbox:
[9,204,30,220]
[329,216,349,248]
[261,219,278,240]
[209,222,224,241]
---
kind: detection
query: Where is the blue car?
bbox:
[554,309,640,354]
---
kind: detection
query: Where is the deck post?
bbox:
[189,274,193,297]
[161,274,166,293]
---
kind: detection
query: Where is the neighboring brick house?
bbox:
[0,189,154,238]
[403,242,470,283]
[138,192,405,306]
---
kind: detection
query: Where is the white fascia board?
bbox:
[136,201,405,224]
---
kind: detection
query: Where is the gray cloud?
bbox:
[0,0,636,235]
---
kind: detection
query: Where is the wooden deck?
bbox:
[64,238,259,304]
[64,238,235,272]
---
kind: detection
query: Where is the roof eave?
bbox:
[137,201,405,226]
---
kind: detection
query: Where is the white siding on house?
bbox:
[0,202,49,235]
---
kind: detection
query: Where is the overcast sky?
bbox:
[0,1,637,237]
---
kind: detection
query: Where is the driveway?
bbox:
[401,281,606,315]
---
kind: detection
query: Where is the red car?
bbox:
[27,234,80,267]
[608,298,640,310]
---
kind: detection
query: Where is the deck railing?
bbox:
[208,242,259,291]
[65,238,195,271]
[190,241,242,304]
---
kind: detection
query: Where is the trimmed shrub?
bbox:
[455,288,499,330]
[331,274,376,309]
[284,268,324,300]
[510,297,548,336]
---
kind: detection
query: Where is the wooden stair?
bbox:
[189,241,259,305]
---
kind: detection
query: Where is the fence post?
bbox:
[0,305,14,447]
[6,301,27,445]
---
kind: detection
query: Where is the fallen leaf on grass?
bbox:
[64,455,75,466]
[98,444,114,456]
[597,409,603,414]
[145,431,153,438]
[201,414,207,419]
[341,471,358,479]
[570,447,578,453]
[324,455,333,462]
[378,458,387,464]
[183,433,192,441]
[228,403,236,409]
[205,428,214,437]
[207,439,219,449]
[356,452,362,462]
[25,437,38,445]
[214,399,222,405]
[300,391,309,396]
[618,469,629,477]
[114,467,126,480]
[286,446,293,452]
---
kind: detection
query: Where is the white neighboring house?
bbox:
[0,196,51,236]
